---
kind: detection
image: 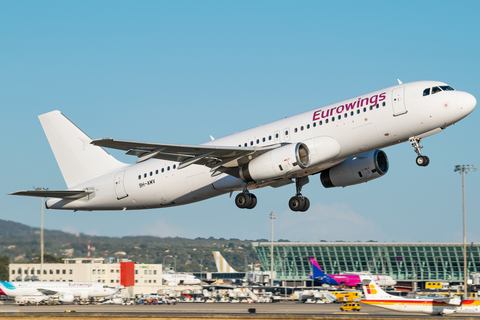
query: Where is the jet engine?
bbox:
[239,143,310,182]
[320,150,388,188]
[58,292,75,303]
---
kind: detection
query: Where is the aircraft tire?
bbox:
[288,196,303,211]
[416,155,429,167]
[235,193,252,209]
[300,197,310,212]
[246,194,257,209]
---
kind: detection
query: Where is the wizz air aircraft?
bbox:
[361,278,480,315]
[11,81,476,211]
[308,257,396,287]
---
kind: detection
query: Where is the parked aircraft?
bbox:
[213,251,237,273]
[162,272,201,286]
[360,278,480,315]
[309,257,396,287]
[0,281,116,304]
[11,81,476,211]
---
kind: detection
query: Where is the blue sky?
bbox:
[1,1,480,243]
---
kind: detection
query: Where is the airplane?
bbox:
[162,272,201,286]
[10,81,476,212]
[308,256,396,287]
[360,278,480,315]
[0,280,117,304]
[213,251,237,273]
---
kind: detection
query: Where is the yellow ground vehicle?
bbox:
[332,291,360,302]
[340,303,361,312]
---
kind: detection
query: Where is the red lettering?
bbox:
[313,110,321,121]
[336,105,344,113]
[379,92,386,101]
[345,101,357,111]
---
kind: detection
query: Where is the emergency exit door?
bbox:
[392,87,407,116]
[114,171,128,200]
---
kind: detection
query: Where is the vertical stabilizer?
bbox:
[39,111,126,188]
[213,251,237,272]
[361,278,399,300]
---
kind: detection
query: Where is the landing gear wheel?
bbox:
[289,196,303,211]
[300,197,310,212]
[246,194,257,209]
[235,192,252,209]
[416,155,430,167]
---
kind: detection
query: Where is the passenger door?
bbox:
[392,87,407,116]
[114,171,128,200]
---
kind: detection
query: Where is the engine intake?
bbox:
[240,143,310,183]
[321,150,388,188]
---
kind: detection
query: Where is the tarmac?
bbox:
[0,302,478,319]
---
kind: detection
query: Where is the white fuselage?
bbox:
[0,281,116,298]
[45,81,476,211]
[162,273,201,285]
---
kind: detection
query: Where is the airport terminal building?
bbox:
[253,242,480,288]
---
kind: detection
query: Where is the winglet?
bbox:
[397,79,403,84]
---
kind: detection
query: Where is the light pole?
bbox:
[34,186,48,281]
[163,256,169,271]
[454,164,476,300]
[270,212,275,287]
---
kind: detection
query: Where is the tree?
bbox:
[0,256,9,281]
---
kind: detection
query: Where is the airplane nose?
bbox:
[458,92,477,115]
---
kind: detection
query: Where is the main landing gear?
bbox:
[235,182,257,209]
[289,177,310,212]
[409,137,430,167]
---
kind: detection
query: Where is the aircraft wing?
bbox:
[9,190,93,199]
[36,288,60,296]
[91,138,281,174]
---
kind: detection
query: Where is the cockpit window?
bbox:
[423,88,430,96]
[432,86,442,94]
[440,85,455,91]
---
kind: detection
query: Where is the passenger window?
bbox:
[350,111,354,116]
[325,119,329,124]
[357,109,360,114]
[250,141,253,146]
[238,145,241,147]
[156,170,158,174]
[313,122,316,127]
[432,86,442,94]
[319,120,323,125]
[363,107,367,112]
[173,164,176,169]
[262,137,265,142]
[294,128,298,133]
[307,124,310,129]
[338,115,341,120]
[285,130,289,135]
[256,139,259,144]
[144,173,147,178]
[376,104,379,108]
[369,106,373,110]
[440,85,454,91]
[275,133,279,138]
[244,143,247,147]
[344,113,347,118]
[269,136,272,140]
[162,168,164,173]
[150,172,153,176]
[423,88,430,96]
[301,126,304,131]
[138,175,141,180]
[331,117,335,122]
[382,102,386,106]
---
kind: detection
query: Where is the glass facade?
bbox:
[252,242,480,282]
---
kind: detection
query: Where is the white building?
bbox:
[9,258,164,296]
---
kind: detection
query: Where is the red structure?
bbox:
[120,262,135,287]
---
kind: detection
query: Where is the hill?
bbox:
[0,219,262,273]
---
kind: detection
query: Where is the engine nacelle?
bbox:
[320,150,388,188]
[239,143,310,182]
[59,292,75,303]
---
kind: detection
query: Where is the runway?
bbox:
[0,302,478,319]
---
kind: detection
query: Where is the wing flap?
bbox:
[10,190,93,199]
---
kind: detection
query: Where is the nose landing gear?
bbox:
[289,176,310,212]
[410,137,430,167]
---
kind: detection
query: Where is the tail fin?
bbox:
[213,251,237,272]
[39,111,126,188]
[361,278,399,300]
[308,256,326,279]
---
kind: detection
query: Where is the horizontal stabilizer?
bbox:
[10,190,92,199]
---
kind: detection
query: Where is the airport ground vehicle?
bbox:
[340,303,361,311]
